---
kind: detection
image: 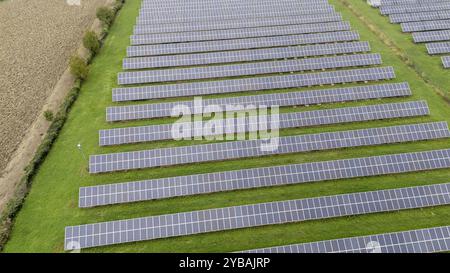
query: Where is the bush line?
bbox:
[0,0,126,251]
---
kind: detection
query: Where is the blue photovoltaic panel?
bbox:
[130,22,351,45]
[401,19,450,33]
[390,11,450,24]
[136,7,336,24]
[412,30,450,43]
[125,31,360,56]
[109,82,412,117]
[111,67,396,102]
[443,56,450,68]
[83,139,449,209]
[426,42,450,54]
[99,101,429,146]
[89,122,450,173]
[241,226,450,253]
[125,41,371,66]
[133,14,343,34]
[380,2,450,15]
[68,182,450,249]
[118,54,382,84]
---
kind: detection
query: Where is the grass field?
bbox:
[3,0,450,253]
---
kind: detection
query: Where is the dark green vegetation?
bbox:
[3,0,449,252]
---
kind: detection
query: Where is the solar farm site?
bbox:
[2,0,450,255]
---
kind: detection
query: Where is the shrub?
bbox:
[69,56,89,80]
[96,6,114,26]
[43,110,54,121]
[83,31,100,55]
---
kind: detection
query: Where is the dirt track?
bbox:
[0,0,107,174]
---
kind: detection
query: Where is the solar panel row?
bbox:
[112,67,396,102]
[381,0,444,5]
[125,41,371,67]
[126,31,361,56]
[82,146,450,208]
[242,225,450,253]
[389,10,450,24]
[380,2,450,15]
[426,41,450,54]
[137,8,337,25]
[89,122,450,174]
[130,22,351,45]
[443,56,450,68]
[119,53,382,84]
[67,182,450,249]
[110,82,411,117]
[401,19,450,33]
[412,30,450,43]
[133,13,343,35]
[99,101,429,146]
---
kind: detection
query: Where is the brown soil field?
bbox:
[0,0,107,174]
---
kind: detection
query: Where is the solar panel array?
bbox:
[242,225,450,253]
[119,53,382,84]
[100,101,429,146]
[67,0,450,252]
[89,122,450,174]
[80,148,449,208]
[126,31,361,56]
[376,0,450,67]
[130,22,351,45]
[443,56,450,68]
[67,182,450,249]
[112,67,396,102]
[125,41,371,66]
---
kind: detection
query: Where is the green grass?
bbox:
[3,0,450,253]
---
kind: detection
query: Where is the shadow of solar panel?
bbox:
[112,67,395,102]
[426,42,450,55]
[126,31,360,55]
[89,122,449,173]
[137,7,336,24]
[100,101,428,146]
[119,53,381,84]
[125,41,370,66]
[80,147,450,208]
[109,82,411,118]
[401,19,450,33]
[443,56,450,68]
[133,14,343,34]
[381,2,450,15]
[130,22,351,45]
[413,30,450,43]
[241,226,450,253]
[389,11,450,24]
[68,182,450,249]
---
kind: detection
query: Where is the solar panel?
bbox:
[241,226,450,253]
[381,0,444,5]
[89,122,450,174]
[125,31,360,56]
[390,10,450,24]
[130,21,351,45]
[443,56,450,68]
[401,19,450,33]
[110,82,412,117]
[139,3,333,18]
[112,67,396,102]
[380,2,450,15]
[426,42,450,54]
[136,8,337,25]
[133,14,343,34]
[81,147,450,207]
[125,41,371,66]
[68,182,450,249]
[119,54,382,84]
[412,30,450,43]
[100,101,429,146]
